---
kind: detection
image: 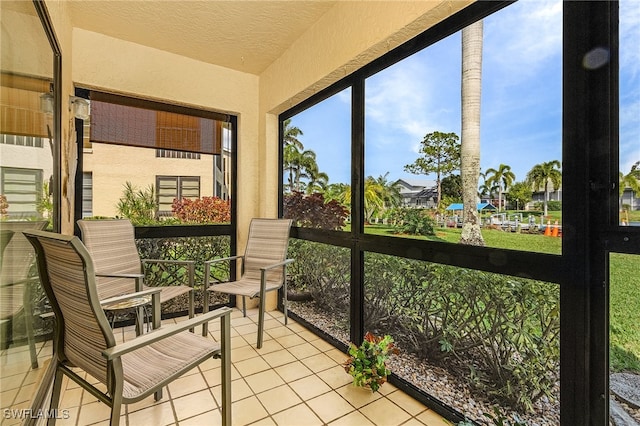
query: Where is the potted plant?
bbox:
[343,332,399,392]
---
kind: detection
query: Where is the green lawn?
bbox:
[363,223,639,372]
[365,223,563,254]
[610,253,640,372]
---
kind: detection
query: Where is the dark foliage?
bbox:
[283,191,349,230]
[441,174,463,200]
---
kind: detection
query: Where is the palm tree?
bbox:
[305,163,329,194]
[324,183,351,205]
[485,164,515,211]
[283,119,305,192]
[619,160,640,223]
[292,149,319,192]
[283,118,303,150]
[283,144,301,192]
[373,172,402,213]
[336,176,398,224]
[364,176,386,223]
[459,20,484,246]
[478,173,499,203]
[526,160,562,217]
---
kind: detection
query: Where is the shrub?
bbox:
[171,197,230,223]
[287,239,350,310]
[37,181,53,221]
[534,200,561,211]
[389,207,436,236]
[292,242,560,413]
[137,235,230,289]
[283,191,349,230]
[364,256,560,412]
[116,182,157,225]
[0,194,8,217]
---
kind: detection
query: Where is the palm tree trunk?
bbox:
[460,20,485,246]
[544,183,549,217]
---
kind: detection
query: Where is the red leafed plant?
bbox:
[171,197,231,224]
[0,195,8,217]
[283,191,349,230]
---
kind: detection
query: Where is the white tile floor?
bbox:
[1,308,448,426]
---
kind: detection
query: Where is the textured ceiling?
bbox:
[68,1,337,75]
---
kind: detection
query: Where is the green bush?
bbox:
[116,182,157,225]
[389,208,436,236]
[137,235,230,291]
[534,200,561,211]
[291,241,560,413]
[287,239,350,313]
[365,255,559,412]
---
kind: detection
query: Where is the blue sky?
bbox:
[289,0,640,187]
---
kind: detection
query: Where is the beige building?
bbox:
[81,125,232,218]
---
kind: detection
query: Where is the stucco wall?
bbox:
[83,144,216,218]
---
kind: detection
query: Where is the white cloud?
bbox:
[365,39,461,149]
[620,0,640,82]
[483,0,562,85]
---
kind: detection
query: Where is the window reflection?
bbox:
[0,0,56,410]
[1,0,55,224]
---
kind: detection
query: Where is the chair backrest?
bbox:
[77,219,142,300]
[0,221,48,319]
[0,221,48,285]
[0,230,13,258]
[243,218,292,284]
[25,230,115,387]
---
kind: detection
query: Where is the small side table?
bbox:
[103,295,152,336]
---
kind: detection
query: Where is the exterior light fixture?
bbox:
[40,93,54,114]
[69,96,90,120]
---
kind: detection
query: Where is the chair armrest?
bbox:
[0,276,39,288]
[204,255,244,266]
[142,259,195,266]
[99,288,161,306]
[102,307,232,360]
[96,272,144,279]
[260,258,295,272]
[96,272,144,291]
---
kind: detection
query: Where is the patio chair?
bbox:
[0,220,48,369]
[77,219,195,335]
[24,230,231,426]
[202,218,293,348]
